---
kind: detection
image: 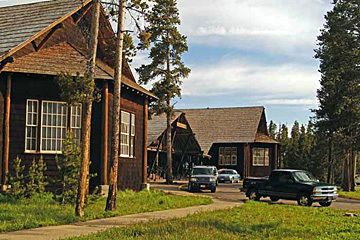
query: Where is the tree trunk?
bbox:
[343,149,351,191]
[165,41,173,184]
[327,137,333,184]
[351,148,356,191]
[106,0,125,211]
[75,0,100,217]
[166,106,173,183]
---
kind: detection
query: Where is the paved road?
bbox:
[151,182,360,211]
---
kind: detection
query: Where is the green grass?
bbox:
[71,201,360,240]
[0,190,211,233]
[338,187,360,200]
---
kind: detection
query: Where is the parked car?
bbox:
[188,166,217,193]
[355,175,360,186]
[218,169,241,183]
[241,169,338,207]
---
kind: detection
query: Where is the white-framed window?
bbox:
[130,113,135,158]
[25,99,39,152]
[253,148,270,166]
[219,147,237,166]
[41,101,67,153]
[120,111,136,158]
[70,105,82,144]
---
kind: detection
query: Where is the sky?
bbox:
[0,0,334,126]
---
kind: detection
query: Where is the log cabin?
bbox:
[0,0,157,192]
[179,107,279,178]
[148,107,279,179]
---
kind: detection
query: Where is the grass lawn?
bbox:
[338,187,360,200]
[71,201,360,240]
[0,190,212,232]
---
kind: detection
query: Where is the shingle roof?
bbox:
[0,0,90,58]
[177,107,268,153]
[148,112,182,145]
[0,0,157,100]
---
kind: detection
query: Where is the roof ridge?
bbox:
[177,106,264,111]
[0,0,82,9]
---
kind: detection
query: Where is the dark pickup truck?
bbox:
[242,169,338,207]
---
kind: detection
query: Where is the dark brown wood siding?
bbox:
[208,143,245,178]
[208,142,278,178]
[0,73,6,181]
[3,72,146,192]
[249,143,277,177]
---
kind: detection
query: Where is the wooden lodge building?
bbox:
[0,0,157,191]
[148,107,279,178]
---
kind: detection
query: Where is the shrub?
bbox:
[26,157,48,198]
[56,132,81,204]
[7,156,25,199]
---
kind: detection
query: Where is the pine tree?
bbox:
[137,0,190,183]
[315,0,360,191]
[278,124,289,168]
[268,120,277,139]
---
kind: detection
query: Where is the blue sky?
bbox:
[0,0,334,126]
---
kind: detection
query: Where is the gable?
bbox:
[178,107,267,154]
[0,0,90,60]
[3,41,112,79]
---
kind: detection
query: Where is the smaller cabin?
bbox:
[179,107,279,178]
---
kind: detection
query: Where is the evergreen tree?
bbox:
[137,0,190,183]
[268,120,277,139]
[278,124,289,168]
[315,0,360,191]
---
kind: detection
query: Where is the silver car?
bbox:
[218,169,241,183]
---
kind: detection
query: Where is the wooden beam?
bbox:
[31,24,63,52]
[73,2,93,24]
[2,73,11,185]
[142,98,149,185]
[100,81,109,185]
[0,57,14,73]
[176,122,187,129]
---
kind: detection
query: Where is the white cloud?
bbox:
[178,0,332,56]
[181,58,320,106]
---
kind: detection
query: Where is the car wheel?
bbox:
[211,187,216,193]
[297,193,312,207]
[247,189,260,201]
[319,201,332,207]
[270,197,279,202]
[188,184,193,192]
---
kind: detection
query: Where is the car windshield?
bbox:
[192,168,214,175]
[219,170,236,175]
[293,171,318,182]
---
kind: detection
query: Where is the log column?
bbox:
[142,98,149,188]
[100,81,109,185]
[2,73,11,185]
[243,143,250,178]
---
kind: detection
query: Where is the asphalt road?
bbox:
[151,182,360,211]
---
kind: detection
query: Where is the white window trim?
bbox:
[252,148,270,167]
[70,104,82,143]
[40,100,67,154]
[219,147,237,166]
[25,99,39,153]
[120,111,136,158]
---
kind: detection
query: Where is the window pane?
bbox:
[25,100,38,151]
[120,111,131,157]
[41,101,67,152]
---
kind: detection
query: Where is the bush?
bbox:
[7,156,25,199]
[56,132,81,204]
[6,156,48,199]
